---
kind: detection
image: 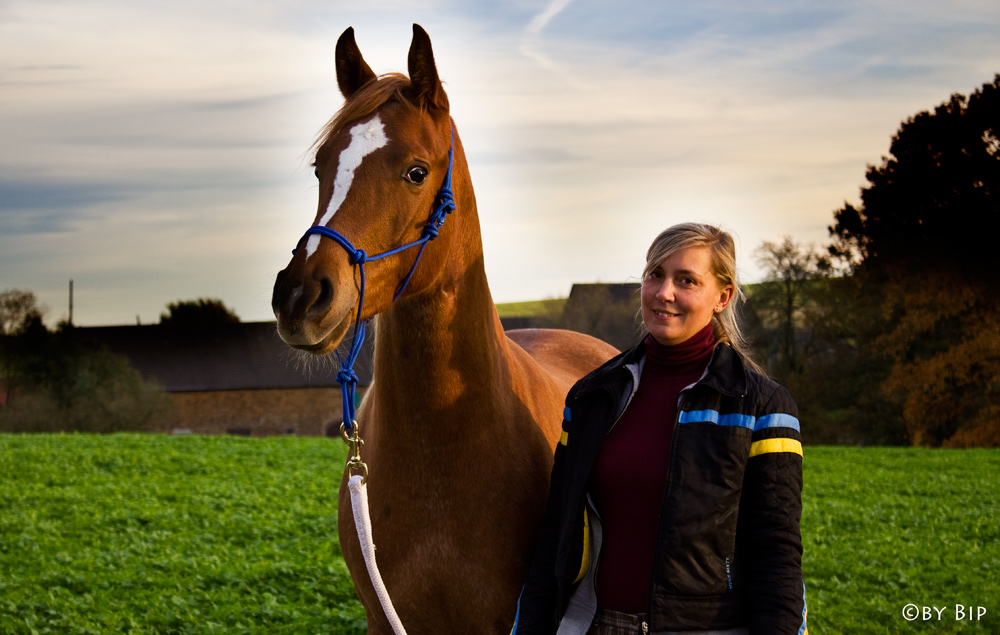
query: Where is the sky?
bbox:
[2,0,999,326]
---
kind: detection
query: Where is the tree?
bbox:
[828,74,1000,447]
[0,289,47,406]
[750,237,830,378]
[0,289,44,336]
[159,298,240,329]
[783,274,906,445]
[1,289,172,432]
[830,75,1000,282]
[742,240,903,444]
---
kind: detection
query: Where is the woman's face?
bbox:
[641,245,734,346]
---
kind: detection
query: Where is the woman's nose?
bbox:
[656,280,675,301]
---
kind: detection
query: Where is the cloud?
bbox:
[517,0,593,89]
[0,179,131,214]
[3,0,1000,322]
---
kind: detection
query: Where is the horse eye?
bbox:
[404,166,428,184]
[313,166,320,179]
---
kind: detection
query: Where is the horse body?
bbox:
[272,24,617,633]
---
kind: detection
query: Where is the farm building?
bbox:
[560,282,641,351]
[72,284,638,437]
[77,321,372,438]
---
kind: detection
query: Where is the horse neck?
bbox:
[369,156,514,426]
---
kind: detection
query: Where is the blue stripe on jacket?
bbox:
[799,582,808,635]
[678,409,800,433]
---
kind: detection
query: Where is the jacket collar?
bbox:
[574,335,749,398]
[697,341,749,397]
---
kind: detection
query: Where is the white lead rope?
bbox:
[348,474,409,635]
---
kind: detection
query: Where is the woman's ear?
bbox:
[715,284,735,312]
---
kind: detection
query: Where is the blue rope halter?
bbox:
[292,124,456,435]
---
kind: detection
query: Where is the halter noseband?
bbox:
[291,124,456,439]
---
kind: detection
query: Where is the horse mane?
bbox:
[311,73,415,155]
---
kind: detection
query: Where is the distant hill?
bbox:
[494,298,566,319]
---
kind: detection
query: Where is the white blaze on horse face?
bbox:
[304,115,390,259]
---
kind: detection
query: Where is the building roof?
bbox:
[76,291,630,393]
[560,283,642,351]
[77,321,373,392]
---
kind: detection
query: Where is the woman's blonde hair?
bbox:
[643,222,763,373]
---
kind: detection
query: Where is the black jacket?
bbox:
[514,341,807,634]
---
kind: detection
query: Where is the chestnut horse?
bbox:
[271,25,617,634]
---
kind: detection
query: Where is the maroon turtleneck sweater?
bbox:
[589,323,716,613]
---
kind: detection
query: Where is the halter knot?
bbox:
[350,249,367,265]
[421,187,456,240]
[436,188,456,217]
[337,367,360,386]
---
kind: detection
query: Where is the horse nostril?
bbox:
[311,277,334,317]
[273,271,288,297]
[272,269,288,315]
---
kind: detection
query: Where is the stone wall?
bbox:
[148,387,368,437]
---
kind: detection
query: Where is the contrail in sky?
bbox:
[525,0,575,37]
[519,0,591,90]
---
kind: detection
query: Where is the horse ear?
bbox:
[407,24,449,110]
[336,27,377,99]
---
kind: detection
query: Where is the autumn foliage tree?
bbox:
[829,74,1000,447]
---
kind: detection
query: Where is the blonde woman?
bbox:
[515,223,807,635]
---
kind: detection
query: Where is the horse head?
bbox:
[272,24,459,354]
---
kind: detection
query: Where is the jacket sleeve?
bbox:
[513,408,575,635]
[740,383,807,635]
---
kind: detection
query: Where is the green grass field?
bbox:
[1,435,997,634]
[802,447,999,634]
[0,434,365,635]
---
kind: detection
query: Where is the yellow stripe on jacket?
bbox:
[573,508,590,584]
[749,438,803,458]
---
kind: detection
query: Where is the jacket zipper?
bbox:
[642,384,694,631]
[643,350,733,630]
[585,367,640,623]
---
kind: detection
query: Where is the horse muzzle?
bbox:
[271,258,358,353]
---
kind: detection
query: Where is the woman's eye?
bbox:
[404,166,428,184]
